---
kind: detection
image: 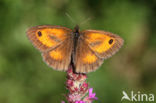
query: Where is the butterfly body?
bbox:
[72,25,80,53]
[27,25,124,73]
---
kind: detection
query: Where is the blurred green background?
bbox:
[0,0,156,103]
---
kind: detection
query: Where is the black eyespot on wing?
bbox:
[38,31,42,37]
[109,39,113,44]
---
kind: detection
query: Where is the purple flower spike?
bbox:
[88,88,98,100]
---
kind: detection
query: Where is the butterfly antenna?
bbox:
[65,12,76,24]
[80,17,92,26]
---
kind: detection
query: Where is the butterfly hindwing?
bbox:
[74,35,103,73]
[42,38,73,71]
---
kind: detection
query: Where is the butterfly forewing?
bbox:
[26,25,72,52]
[82,30,124,59]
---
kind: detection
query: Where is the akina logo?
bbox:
[121,91,155,102]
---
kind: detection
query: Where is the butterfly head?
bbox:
[73,25,80,37]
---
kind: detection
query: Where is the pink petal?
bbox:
[88,88,98,100]
[61,101,65,103]
[75,101,85,103]
[91,93,96,97]
[89,88,93,94]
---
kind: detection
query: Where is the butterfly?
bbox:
[26,25,124,73]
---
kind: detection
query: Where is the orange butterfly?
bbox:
[26,25,124,73]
